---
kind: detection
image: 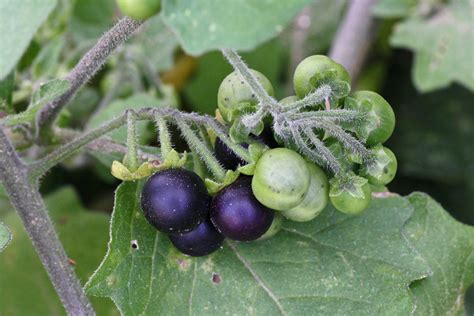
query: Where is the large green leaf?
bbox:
[390,0,474,92]
[68,0,115,41]
[0,187,117,315]
[406,193,474,314]
[0,221,11,252]
[86,181,431,314]
[0,0,57,80]
[162,0,311,55]
[372,0,417,18]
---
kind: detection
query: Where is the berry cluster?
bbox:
[140,55,397,257]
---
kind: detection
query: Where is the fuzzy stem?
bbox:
[221,49,277,108]
[206,120,251,162]
[36,17,142,140]
[125,111,139,171]
[302,127,342,175]
[29,112,129,179]
[155,115,172,159]
[0,127,94,315]
[282,85,332,113]
[176,120,226,181]
[290,109,360,122]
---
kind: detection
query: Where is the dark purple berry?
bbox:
[169,219,224,257]
[255,125,278,148]
[141,168,209,233]
[214,138,248,170]
[211,176,274,241]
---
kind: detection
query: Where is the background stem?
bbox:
[329,0,378,82]
[35,17,142,140]
[0,128,94,315]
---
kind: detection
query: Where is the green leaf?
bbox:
[0,72,15,114]
[68,0,115,41]
[406,193,474,315]
[127,15,180,73]
[390,0,474,92]
[372,0,418,18]
[162,0,311,55]
[0,221,11,252]
[282,0,346,54]
[0,187,117,315]
[31,35,65,79]
[87,182,431,314]
[0,0,57,80]
[0,78,70,126]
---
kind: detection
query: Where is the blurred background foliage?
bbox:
[0,0,473,313]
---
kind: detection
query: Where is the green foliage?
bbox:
[69,0,116,41]
[184,40,286,114]
[0,72,15,113]
[406,193,474,314]
[87,93,178,144]
[375,0,474,92]
[162,0,312,55]
[0,78,69,126]
[0,0,57,80]
[0,221,11,252]
[86,181,439,314]
[0,187,117,315]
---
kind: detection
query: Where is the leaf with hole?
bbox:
[86,180,436,314]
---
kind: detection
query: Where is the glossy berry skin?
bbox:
[217,70,274,123]
[350,91,395,146]
[281,163,328,222]
[293,55,350,98]
[252,148,310,211]
[116,0,161,20]
[211,176,274,241]
[214,138,248,170]
[141,168,209,234]
[169,219,224,257]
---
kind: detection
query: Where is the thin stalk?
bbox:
[176,120,226,181]
[0,128,94,315]
[36,17,142,140]
[125,111,139,171]
[221,49,277,108]
[155,115,172,159]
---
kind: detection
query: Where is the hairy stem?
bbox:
[36,17,142,140]
[176,120,226,181]
[221,49,277,108]
[125,111,139,171]
[206,120,251,162]
[329,0,378,81]
[0,127,94,315]
[30,112,129,179]
[155,115,172,159]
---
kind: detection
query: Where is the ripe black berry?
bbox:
[211,176,274,241]
[141,168,209,233]
[169,219,224,257]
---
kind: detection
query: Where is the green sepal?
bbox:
[227,101,255,122]
[205,170,240,194]
[229,119,250,143]
[309,70,351,107]
[362,145,391,179]
[237,142,268,176]
[161,149,187,169]
[329,172,369,199]
[343,97,378,142]
[111,160,155,181]
[111,149,187,181]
